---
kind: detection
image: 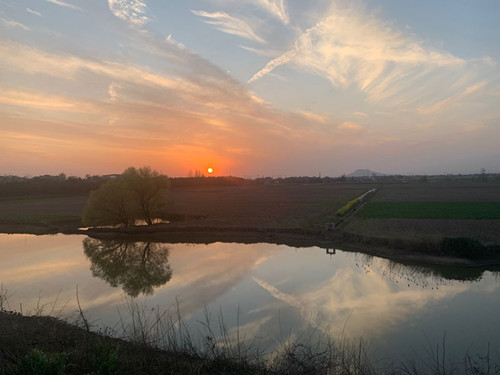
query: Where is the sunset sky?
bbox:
[1,0,499,177]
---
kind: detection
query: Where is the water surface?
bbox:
[1,234,499,365]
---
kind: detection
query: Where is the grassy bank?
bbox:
[2,305,499,375]
[0,306,375,375]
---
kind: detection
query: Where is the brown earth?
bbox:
[0,183,371,233]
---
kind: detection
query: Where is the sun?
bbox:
[207,167,214,174]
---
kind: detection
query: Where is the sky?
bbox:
[1,0,499,177]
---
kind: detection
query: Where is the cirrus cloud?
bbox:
[192,10,266,44]
[108,0,150,27]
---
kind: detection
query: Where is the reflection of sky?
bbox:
[1,234,499,363]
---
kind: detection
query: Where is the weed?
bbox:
[86,343,119,375]
[13,349,67,375]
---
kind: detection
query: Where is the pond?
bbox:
[1,234,499,367]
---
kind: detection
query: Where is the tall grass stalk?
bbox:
[111,298,378,374]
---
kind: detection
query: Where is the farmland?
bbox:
[343,180,500,248]
[373,180,500,202]
[1,178,499,258]
[0,182,372,233]
[356,201,500,219]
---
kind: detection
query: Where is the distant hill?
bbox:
[346,169,385,177]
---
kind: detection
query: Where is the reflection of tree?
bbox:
[83,238,173,297]
[353,252,500,289]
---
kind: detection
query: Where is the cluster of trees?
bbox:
[0,174,110,197]
[82,167,170,227]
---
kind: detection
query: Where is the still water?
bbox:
[1,234,499,365]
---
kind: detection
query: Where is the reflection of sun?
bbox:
[207,167,213,174]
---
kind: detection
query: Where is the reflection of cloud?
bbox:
[192,10,266,44]
[158,243,279,317]
[252,259,469,339]
[2,261,81,283]
[253,278,303,312]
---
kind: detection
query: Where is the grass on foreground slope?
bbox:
[356,202,500,220]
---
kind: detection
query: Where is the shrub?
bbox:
[88,343,119,375]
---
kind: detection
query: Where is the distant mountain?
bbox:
[346,169,385,177]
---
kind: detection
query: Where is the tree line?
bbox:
[0,173,250,198]
[0,174,111,197]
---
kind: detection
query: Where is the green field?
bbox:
[356,201,500,219]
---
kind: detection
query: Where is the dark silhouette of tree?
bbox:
[82,238,173,297]
[82,166,170,227]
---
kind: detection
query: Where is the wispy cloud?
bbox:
[254,0,289,24]
[0,16,30,30]
[299,110,327,123]
[26,8,42,17]
[192,10,266,44]
[339,121,363,131]
[0,89,95,112]
[45,0,82,11]
[248,49,295,82]
[418,81,487,116]
[108,0,149,27]
[0,38,321,174]
[249,1,465,104]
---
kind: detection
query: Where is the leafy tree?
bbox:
[82,178,134,227]
[82,166,169,227]
[120,166,170,225]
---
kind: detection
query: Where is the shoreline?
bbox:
[2,222,500,268]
